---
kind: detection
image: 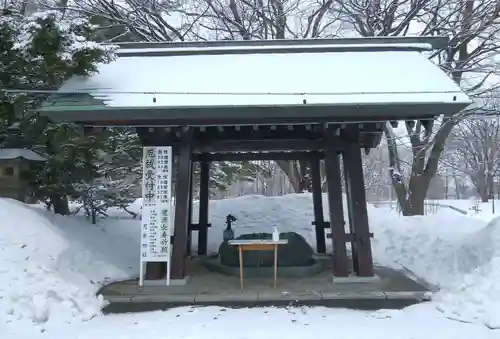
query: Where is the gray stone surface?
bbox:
[321,291,386,299]
[384,291,430,300]
[142,276,190,286]
[258,291,322,301]
[333,275,381,284]
[132,294,196,302]
[99,257,430,313]
[195,293,259,302]
[105,296,134,303]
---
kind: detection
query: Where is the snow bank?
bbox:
[432,217,500,329]
[191,193,322,254]
[369,204,500,328]
[3,193,500,332]
[0,198,136,332]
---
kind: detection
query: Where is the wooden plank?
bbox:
[189,223,212,231]
[344,142,374,277]
[238,244,276,251]
[310,154,326,253]
[192,151,325,162]
[324,126,349,277]
[311,221,333,229]
[326,233,374,242]
[186,162,194,257]
[193,139,328,153]
[198,159,210,255]
[170,128,193,280]
[239,246,244,290]
[342,148,358,273]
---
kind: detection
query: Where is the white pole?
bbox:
[139,262,144,287]
[166,201,172,286]
[166,147,173,286]
[166,247,171,286]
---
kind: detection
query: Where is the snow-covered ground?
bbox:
[1,194,500,338]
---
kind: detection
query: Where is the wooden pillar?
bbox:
[171,128,193,280]
[342,150,358,273]
[324,128,349,277]
[198,158,210,255]
[344,142,374,277]
[310,153,326,253]
[186,162,194,257]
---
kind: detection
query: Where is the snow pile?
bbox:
[0,198,135,331]
[190,194,322,254]
[432,217,500,328]
[368,204,500,328]
[369,208,487,285]
[2,193,500,332]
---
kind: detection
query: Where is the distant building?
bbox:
[0,149,46,202]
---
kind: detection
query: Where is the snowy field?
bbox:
[1,194,500,338]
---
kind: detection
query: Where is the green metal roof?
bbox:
[37,36,470,125]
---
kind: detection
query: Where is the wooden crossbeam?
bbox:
[188,223,212,231]
[326,232,374,242]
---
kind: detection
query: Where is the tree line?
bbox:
[2,0,500,217]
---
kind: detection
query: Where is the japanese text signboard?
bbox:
[140,147,173,283]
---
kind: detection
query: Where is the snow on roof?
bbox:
[57,49,470,109]
[113,36,450,52]
[0,149,46,161]
[115,43,434,56]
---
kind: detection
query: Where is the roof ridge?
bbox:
[112,36,448,53]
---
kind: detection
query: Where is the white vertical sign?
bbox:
[139,146,173,286]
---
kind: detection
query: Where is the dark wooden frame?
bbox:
[39,36,469,282]
[140,122,380,280]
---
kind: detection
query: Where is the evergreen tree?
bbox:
[72,127,142,222]
[0,7,116,214]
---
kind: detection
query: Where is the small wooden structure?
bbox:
[39,37,470,283]
[0,148,46,202]
[229,239,288,289]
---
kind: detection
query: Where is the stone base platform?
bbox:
[99,257,431,314]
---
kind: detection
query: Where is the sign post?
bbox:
[139,146,173,286]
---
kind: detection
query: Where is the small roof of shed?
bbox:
[38,36,471,125]
[0,149,46,162]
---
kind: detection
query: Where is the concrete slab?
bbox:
[321,291,386,300]
[384,291,430,300]
[258,291,323,301]
[132,294,196,303]
[99,257,431,313]
[333,275,381,284]
[142,276,190,286]
[105,296,134,303]
[195,293,259,302]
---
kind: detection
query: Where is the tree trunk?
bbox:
[276,160,311,193]
[385,120,455,216]
[477,181,489,202]
[402,177,427,216]
[487,169,494,199]
[453,172,461,199]
[50,194,70,215]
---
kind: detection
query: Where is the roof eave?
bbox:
[113,36,449,52]
[38,101,471,125]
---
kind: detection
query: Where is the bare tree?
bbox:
[362,145,393,201]
[57,0,344,192]
[444,113,500,201]
[337,0,500,215]
[48,0,500,202]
